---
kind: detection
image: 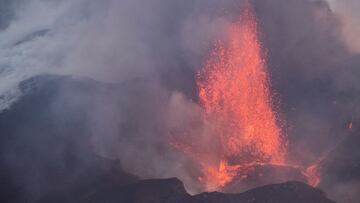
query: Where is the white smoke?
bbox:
[0,0,232,111]
[326,0,360,53]
[0,0,83,110]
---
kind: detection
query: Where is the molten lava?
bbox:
[173,2,322,191]
[195,2,286,190]
[303,164,320,187]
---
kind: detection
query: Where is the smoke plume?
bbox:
[0,0,360,201]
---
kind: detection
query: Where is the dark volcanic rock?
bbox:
[0,75,138,202]
[77,178,191,203]
[81,179,335,203]
[0,75,337,203]
[223,164,308,193]
[234,181,335,203]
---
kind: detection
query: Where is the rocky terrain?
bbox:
[0,75,351,202]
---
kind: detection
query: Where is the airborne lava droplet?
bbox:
[196,2,287,190]
[172,1,321,191]
[348,121,353,130]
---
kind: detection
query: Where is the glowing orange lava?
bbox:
[303,164,320,187]
[172,2,324,191]
[195,2,287,190]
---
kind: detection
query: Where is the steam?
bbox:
[0,0,360,201]
[327,0,360,53]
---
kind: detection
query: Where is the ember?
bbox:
[195,1,287,190]
[173,1,324,191]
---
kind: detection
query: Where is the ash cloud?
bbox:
[0,0,359,201]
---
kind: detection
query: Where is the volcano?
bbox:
[0,75,337,203]
[1,0,360,202]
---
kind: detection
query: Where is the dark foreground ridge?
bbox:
[0,75,339,202]
[73,178,335,203]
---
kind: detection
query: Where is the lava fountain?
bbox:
[173,2,321,191]
[195,2,287,191]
